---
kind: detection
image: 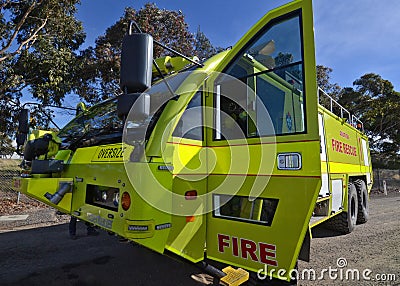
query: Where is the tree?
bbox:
[0,133,14,158]
[0,0,85,136]
[317,65,341,96]
[76,4,194,103]
[193,26,219,60]
[316,65,342,112]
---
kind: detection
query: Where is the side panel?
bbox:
[318,113,330,197]
[360,138,373,187]
[165,137,207,263]
[323,110,365,175]
[331,179,343,212]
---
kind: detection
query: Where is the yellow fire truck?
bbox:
[13,0,372,284]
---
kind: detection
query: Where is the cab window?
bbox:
[172,92,203,141]
[215,12,305,140]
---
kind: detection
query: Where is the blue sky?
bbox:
[76,0,400,92]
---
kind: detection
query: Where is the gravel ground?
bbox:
[298,191,400,286]
[0,191,69,232]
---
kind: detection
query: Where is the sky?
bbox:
[76,0,400,92]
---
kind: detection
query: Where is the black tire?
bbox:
[354,179,369,224]
[326,182,358,234]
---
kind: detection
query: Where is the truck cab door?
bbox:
[204,0,320,281]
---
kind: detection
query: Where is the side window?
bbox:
[213,194,279,226]
[172,92,203,141]
[215,12,305,140]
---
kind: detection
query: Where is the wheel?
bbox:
[325,182,358,234]
[354,179,369,224]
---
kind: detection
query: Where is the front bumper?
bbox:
[13,177,74,213]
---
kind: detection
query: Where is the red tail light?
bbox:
[121,192,131,211]
[185,190,197,200]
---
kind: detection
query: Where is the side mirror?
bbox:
[16,133,27,146]
[117,93,150,120]
[120,33,153,94]
[18,109,29,134]
[16,109,29,155]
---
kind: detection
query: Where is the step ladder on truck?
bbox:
[13,0,372,284]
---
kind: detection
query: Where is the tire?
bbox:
[326,182,358,234]
[354,179,369,224]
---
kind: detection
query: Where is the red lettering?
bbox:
[259,243,278,266]
[218,234,230,253]
[232,237,239,257]
[217,234,278,265]
[340,131,350,140]
[240,239,258,261]
[332,138,358,156]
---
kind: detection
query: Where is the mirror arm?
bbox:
[152,59,177,100]
[128,21,203,68]
[21,102,73,130]
[129,21,143,34]
[22,102,76,111]
[153,40,203,68]
[42,111,60,130]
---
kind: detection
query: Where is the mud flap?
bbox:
[298,228,311,262]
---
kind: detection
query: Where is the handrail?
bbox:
[318,87,364,132]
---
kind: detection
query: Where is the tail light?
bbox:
[185,190,197,200]
[121,192,131,211]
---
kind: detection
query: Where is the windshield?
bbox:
[58,71,194,150]
[57,98,122,149]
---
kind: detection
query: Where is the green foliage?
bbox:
[317,65,344,117]
[0,0,85,136]
[76,3,195,103]
[194,26,220,60]
[275,52,293,66]
[316,65,341,98]
[0,133,14,158]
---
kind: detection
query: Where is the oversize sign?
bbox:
[92,144,125,162]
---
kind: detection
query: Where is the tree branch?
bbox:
[0,1,37,54]
[0,0,12,11]
[0,16,47,62]
[0,0,45,62]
